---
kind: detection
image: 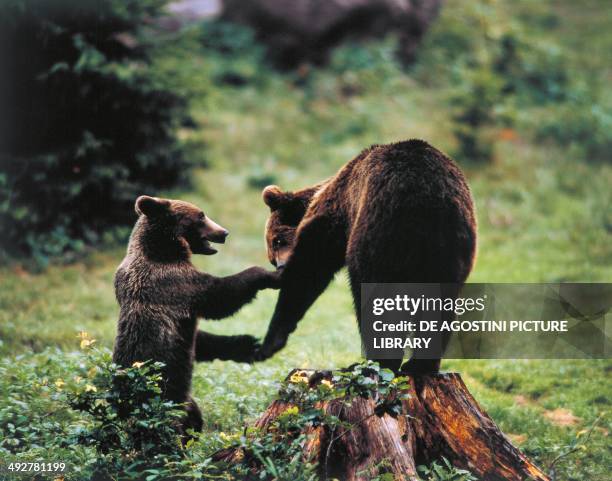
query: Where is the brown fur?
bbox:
[256,140,477,373]
[113,196,279,436]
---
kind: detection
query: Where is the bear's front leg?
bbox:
[252,216,345,362]
[194,267,281,320]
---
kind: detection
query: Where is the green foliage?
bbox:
[0,343,188,480]
[0,348,91,478]
[200,20,268,88]
[246,165,278,190]
[204,362,410,480]
[0,349,80,457]
[418,2,570,101]
[417,457,478,481]
[0,0,193,264]
[2,351,608,480]
[534,96,612,162]
[201,21,260,58]
[0,351,415,480]
[450,68,505,163]
[331,361,410,417]
[215,425,320,481]
[493,33,568,105]
[67,356,185,479]
[417,1,610,164]
[445,13,569,163]
[357,458,396,481]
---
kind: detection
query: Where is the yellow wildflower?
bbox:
[80,338,96,349]
[77,331,96,349]
[320,379,333,388]
[54,379,65,389]
[289,370,309,384]
[132,361,145,368]
[74,376,83,383]
[283,406,299,416]
[84,384,97,393]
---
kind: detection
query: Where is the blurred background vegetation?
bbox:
[1,0,195,263]
[0,0,610,479]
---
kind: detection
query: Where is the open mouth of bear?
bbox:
[201,238,218,255]
[201,237,222,256]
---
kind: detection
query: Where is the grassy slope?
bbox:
[0,0,611,478]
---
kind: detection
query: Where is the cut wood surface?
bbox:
[215,370,550,481]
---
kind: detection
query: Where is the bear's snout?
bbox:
[202,216,229,244]
[208,229,229,244]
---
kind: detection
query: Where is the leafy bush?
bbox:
[417,457,478,481]
[201,20,260,57]
[414,2,612,164]
[534,96,612,162]
[492,32,568,106]
[0,347,482,481]
[450,68,506,163]
[208,362,411,480]
[418,3,568,101]
[67,358,185,479]
[0,0,193,263]
[0,349,80,457]
[0,339,190,480]
[446,19,569,163]
[200,20,268,87]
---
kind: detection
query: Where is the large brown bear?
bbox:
[113,196,279,436]
[254,139,477,374]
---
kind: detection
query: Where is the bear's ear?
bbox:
[262,185,290,211]
[135,195,170,218]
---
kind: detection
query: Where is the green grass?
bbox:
[1,0,611,479]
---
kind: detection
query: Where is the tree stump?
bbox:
[215,370,549,481]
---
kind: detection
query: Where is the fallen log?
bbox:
[215,369,549,481]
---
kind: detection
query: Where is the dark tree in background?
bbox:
[0,0,192,262]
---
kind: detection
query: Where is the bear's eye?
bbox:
[198,212,205,220]
[273,238,285,248]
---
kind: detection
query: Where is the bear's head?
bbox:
[135,195,228,255]
[261,185,313,269]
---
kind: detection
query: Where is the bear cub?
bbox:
[113,195,279,436]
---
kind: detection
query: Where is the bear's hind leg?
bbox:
[347,263,404,373]
[346,206,464,375]
[180,396,203,444]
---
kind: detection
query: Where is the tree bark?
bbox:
[215,370,549,481]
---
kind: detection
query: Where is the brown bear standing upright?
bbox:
[255,140,477,374]
[113,196,279,435]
